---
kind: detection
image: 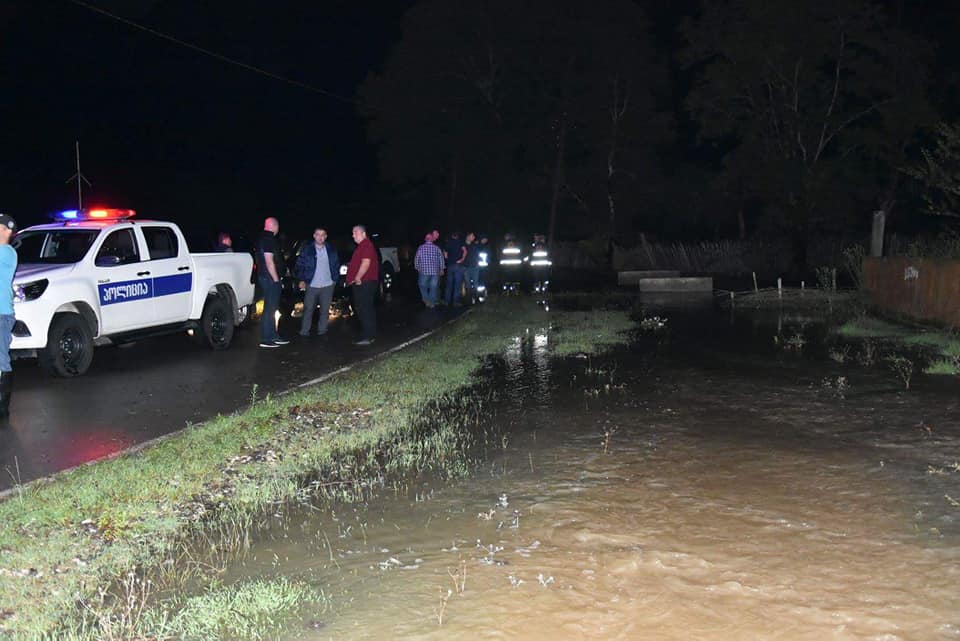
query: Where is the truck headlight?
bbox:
[339,265,348,276]
[14,279,48,302]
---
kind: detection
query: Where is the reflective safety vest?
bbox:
[499,243,523,267]
[528,244,552,268]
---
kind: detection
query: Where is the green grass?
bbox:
[901,333,960,357]
[837,316,960,376]
[923,359,960,376]
[144,578,322,641]
[837,317,911,338]
[0,297,633,639]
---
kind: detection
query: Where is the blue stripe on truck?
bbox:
[153,273,193,297]
[98,273,192,306]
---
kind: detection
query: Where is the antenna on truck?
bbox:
[65,141,92,211]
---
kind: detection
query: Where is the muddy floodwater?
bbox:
[226,297,960,640]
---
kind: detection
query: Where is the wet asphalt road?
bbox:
[0,295,466,491]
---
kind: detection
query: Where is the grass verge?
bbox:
[0,297,634,639]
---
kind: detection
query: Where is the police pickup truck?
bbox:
[11,208,255,377]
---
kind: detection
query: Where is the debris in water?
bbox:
[537,573,555,588]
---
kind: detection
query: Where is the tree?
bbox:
[361,0,670,247]
[683,0,932,266]
[903,122,960,216]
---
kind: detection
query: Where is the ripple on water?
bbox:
[235,313,960,640]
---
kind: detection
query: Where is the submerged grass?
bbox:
[837,316,960,376]
[836,317,911,339]
[144,577,322,641]
[0,297,633,639]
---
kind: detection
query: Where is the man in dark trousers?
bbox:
[0,214,17,419]
[295,228,339,337]
[443,230,466,306]
[256,217,290,348]
[345,224,379,345]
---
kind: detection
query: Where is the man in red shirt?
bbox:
[345,225,380,345]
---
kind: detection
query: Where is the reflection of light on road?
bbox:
[534,333,548,350]
[52,431,137,469]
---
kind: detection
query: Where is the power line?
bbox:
[67,0,357,105]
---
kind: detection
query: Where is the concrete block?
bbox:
[618,270,681,286]
[636,277,713,292]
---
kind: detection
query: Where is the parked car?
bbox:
[11,208,255,376]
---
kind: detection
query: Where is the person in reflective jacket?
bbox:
[527,232,552,296]
[498,233,524,294]
[476,233,490,302]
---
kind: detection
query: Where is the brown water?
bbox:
[231,301,960,640]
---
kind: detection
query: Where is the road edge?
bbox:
[0,308,473,501]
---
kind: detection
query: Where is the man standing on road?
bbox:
[414,232,445,308]
[296,228,339,337]
[256,217,290,348]
[0,214,16,419]
[345,225,379,345]
[463,231,480,304]
[443,230,466,306]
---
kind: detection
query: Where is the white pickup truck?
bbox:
[11,208,255,376]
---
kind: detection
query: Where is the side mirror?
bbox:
[95,255,122,267]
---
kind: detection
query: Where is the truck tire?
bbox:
[39,313,94,377]
[199,296,234,350]
[378,263,394,303]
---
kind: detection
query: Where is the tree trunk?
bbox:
[606,189,617,268]
[447,162,458,228]
[547,118,567,248]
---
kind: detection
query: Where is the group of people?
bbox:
[256,217,378,348]
[413,229,490,308]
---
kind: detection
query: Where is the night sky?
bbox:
[0,0,411,241]
[2,1,959,246]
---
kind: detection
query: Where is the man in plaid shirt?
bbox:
[414,231,445,308]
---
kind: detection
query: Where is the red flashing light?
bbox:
[54,208,136,221]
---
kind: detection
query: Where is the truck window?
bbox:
[13,229,98,264]
[96,229,140,265]
[142,226,179,260]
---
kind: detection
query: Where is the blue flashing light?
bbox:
[53,208,135,222]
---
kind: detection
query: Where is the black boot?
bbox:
[0,370,12,420]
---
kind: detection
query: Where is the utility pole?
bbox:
[65,141,91,210]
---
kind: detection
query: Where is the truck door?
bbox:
[141,225,193,324]
[94,227,155,334]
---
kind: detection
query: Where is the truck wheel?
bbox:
[378,264,394,303]
[39,313,94,377]
[199,296,234,350]
[237,304,254,328]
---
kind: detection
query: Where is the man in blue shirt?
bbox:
[0,214,17,419]
[295,228,339,337]
[414,232,445,307]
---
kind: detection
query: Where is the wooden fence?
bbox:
[863,257,960,328]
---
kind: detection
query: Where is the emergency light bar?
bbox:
[54,208,136,221]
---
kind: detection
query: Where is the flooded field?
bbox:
[223,297,960,640]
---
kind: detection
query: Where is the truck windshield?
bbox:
[13,229,100,264]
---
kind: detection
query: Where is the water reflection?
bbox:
[222,305,960,640]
